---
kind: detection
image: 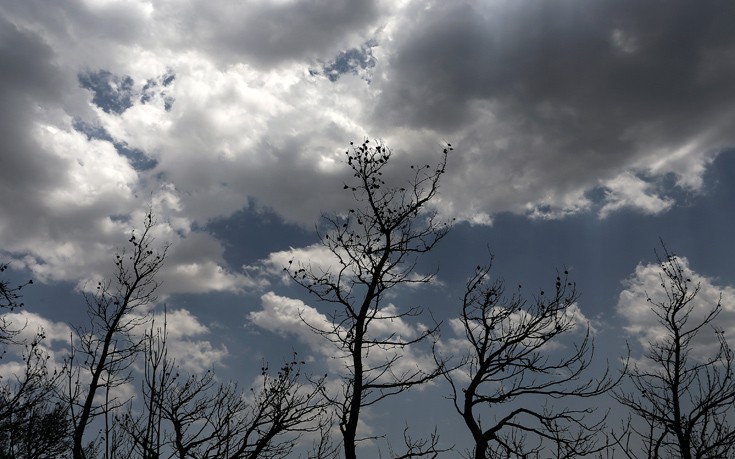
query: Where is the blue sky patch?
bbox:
[78,70,135,114]
[318,40,377,82]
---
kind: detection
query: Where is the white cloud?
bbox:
[246,243,342,284]
[165,261,251,293]
[142,308,229,372]
[634,139,721,191]
[1,310,72,345]
[157,308,207,339]
[362,303,418,340]
[441,301,591,361]
[0,311,73,380]
[248,241,444,293]
[598,172,674,219]
[249,292,334,355]
[36,124,138,208]
[167,338,229,373]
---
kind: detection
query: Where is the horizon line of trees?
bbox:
[2,139,734,458]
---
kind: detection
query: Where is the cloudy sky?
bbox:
[2,0,735,454]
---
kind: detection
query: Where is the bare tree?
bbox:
[614,244,735,459]
[119,312,330,459]
[65,212,167,459]
[0,390,71,459]
[289,139,452,459]
[445,259,616,459]
[0,265,71,458]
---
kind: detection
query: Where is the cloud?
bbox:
[2,0,735,296]
[152,309,230,371]
[0,3,372,294]
[160,231,267,294]
[616,255,735,360]
[0,17,131,258]
[246,240,445,296]
[370,0,735,220]
[113,307,231,373]
[0,306,228,379]
[440,301,592,373]
[0,311,73,380]
[155,0,384,67]
[1,310,72,345]
[249,292,333,355]
[246,243,339,282]
[598,173,674,218]
[0,17,247,295]
[13,208,260,296]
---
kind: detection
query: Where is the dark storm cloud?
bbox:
[0,16,68,208]
[378,1,735,137]
[170,0,382,66]
[371,0,735,218]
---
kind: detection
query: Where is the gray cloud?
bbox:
[2,0,735,292]
[377,1,735,134]
[372,0,735,218]
[3,0,383,70]
[0,16,96,248]
[0,16,252,293]
[153,0,382,67]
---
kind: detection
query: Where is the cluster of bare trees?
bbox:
[115,318,330,459]
[1,139,734,458]
[0,217,329,459]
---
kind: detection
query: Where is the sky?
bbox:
[1,0,735,455]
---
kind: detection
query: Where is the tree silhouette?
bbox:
[289,139,452,459]
[614,243,735,459]
[0,391,70,459]
[444,259,617,459]
[64,212,167,459]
